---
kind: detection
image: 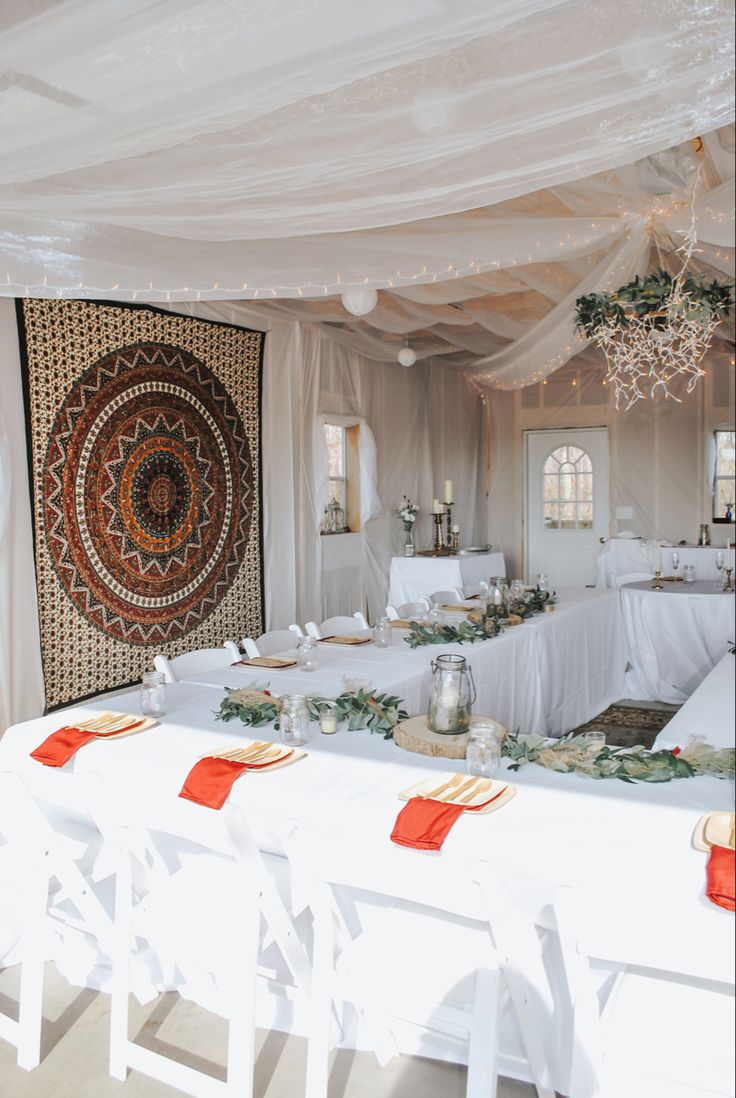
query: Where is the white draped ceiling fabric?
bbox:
[0,2,734,393]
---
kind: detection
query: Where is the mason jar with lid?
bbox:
[140,671,166,718]
[279,694,310,746]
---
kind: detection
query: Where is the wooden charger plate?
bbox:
[204,744,306,772]
[398,774,515,815]
[692,811,736,851]
[236,656,298,669]
[319,634,372,645]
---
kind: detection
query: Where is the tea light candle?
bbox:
[319,705,338,734]
[432,498,443,514]
[444,480,453,503]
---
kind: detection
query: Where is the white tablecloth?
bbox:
[620,581,736,704]
[653,652,736,751]
[0,681,731,1092]
[185,589,624,738]
[387,550,506,606]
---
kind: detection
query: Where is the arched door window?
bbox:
[542,445,593,529]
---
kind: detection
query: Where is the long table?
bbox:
[0,678,732,1092]
[654,652,735,752]
[184,589,626,738]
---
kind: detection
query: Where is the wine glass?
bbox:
[715,550,725,588]
[670,551,680,580]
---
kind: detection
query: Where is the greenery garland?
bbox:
[575,269,734,337]
[404,589,556,648]
[501,731,735,784]
[215,685,408,740]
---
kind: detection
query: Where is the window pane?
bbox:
[715,478,735,518]
[560,502,576,526]
[543,453,560,476]
[328,478,346,514]
[577,452,592,474]
[323,424,344,477]
[577,502,593,527]
[578,473,593,501]
[544,504,560,528]
[716,431,735,478]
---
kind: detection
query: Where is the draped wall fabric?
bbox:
[0,0,733,302]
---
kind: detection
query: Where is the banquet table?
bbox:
[654,652,736,752]
[597,538,732,588]
[0,679,732,1093]
[387,549,506,606]
[187,589,625,739]
[620,580,735,704]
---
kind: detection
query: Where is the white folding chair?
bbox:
[153,642,240,683]
[462,582,489,599]
[285,828,556,1098]
[243,625,304,658]
[610,571,654,589]
[305,612,369,639]
[104,801,311,1098]
[554,880,736,1098]
[385,598,431,620]
[428,588,465,605]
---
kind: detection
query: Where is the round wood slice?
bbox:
[394,717,468,758]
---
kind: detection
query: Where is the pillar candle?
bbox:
[444,480,453,503]
[432,498,442,514]
[655,542,662,571]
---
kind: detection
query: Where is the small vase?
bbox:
[403,527,415,557]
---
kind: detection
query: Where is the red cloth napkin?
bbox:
[30,719,142,767]
[706,844,735,912]
[390,797,466,850]
[390,785,508,851]
[179,752,291,810]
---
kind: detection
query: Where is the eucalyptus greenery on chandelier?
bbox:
[575,268,734,410]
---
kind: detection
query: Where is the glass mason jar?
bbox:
[682,564,696,584]
[140,671,166,718]
[427,653,476,735]
[280,695,310,746]
[403,526,415,557]
[297,636,319,672]
[488,578,504,608]
[373,617,393,648]
[465,721,502,778]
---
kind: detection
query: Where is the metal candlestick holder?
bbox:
[433,511,444,551]
[443,501,453,550]
[724,568,734,593]
[652,569,663,590]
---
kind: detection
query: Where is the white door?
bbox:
[525,428,609,588]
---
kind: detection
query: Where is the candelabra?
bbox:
[652,570,663,590]
[433,511,444,551]
[443,500,453,550]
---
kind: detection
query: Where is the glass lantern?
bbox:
[322,497,347,534]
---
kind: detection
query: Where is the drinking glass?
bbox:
[683,564,696,585]
[280,695,310,745]
[670,551,680,579]
[715,551,725,588]
[428,601,442,625]
[298,636,319,672]
[536,573,549,594]
[140,671,166,718]
[465,722,501,779]
[510,579,525,601]
[373,617,393,648]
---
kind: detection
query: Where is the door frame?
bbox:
[523,426,609,583]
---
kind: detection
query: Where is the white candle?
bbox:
[655,542,662,571]
[452,523,459,533]
[432,498,442,514]
[444,479,453,503]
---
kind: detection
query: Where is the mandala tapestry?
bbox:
[18,300,264,709]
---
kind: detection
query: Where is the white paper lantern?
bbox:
[398,345,417,367]
[341,289,378,316]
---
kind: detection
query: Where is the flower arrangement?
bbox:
[404,589,557,648]
[394,495,419,531]
[215,684,408,739]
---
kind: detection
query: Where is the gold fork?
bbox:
[441,776,484,803]
[422,774,463,800]
[457,778,492,805]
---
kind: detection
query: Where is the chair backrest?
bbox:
[153,642,239,683]
[305,611,369,639]
[462,582,489,598]
[243,626,303,658]
[554,881,735,1098]
[428,588,464,605]
[385,597,431,620]
[611,571,654,589]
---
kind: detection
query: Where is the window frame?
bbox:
[541,443,594,532]
[712,428,735,524]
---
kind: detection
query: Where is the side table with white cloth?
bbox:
[653,651,735,751]
[388,550,506,605]
[597,537,733,588]
[620,580,735,704]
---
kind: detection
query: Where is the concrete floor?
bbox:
[0,963,538,1097]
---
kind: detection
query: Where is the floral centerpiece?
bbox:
[215,684,408,740]
[394,494,419,556]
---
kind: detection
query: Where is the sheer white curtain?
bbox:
[0,299,44,732]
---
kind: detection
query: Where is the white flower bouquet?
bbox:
[394,495,419,531]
